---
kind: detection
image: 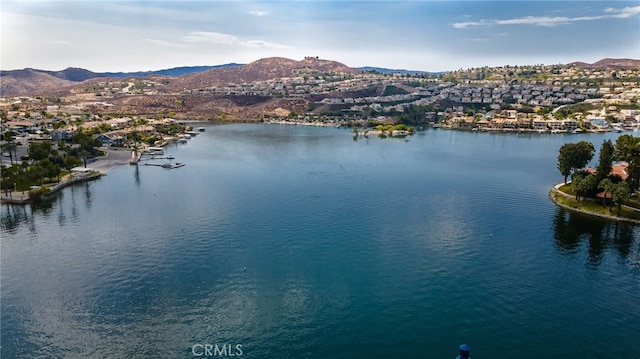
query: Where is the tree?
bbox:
[1,142,15,165]
[614,134,640,191]
[572,173,584,201]
[28,141,52,161]
[597,178,614,209]
[63,155,82,171]
[576,174,597,203]
[595,139,614,183]
[557,141,595,184]
[574,141,596,170]
[612,181,631,215]
[614,134,640,160]
[558,144,573,184]
[78,149,90,168]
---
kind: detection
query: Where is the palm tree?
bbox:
[612,182,631,215]
[78,149,90,168]
[1,142,14,165]
[597,178,614,209]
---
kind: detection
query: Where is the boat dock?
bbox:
[144,162,186,169]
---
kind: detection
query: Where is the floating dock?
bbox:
[144,162,186,169]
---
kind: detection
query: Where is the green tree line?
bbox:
[558,135,640,214]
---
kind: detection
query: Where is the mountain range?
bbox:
[1,57,639,97]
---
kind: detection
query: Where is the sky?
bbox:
[1,1,639,72]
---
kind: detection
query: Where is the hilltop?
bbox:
[0,69,76,96]
[165,57,359,92]
[568,58,640,70]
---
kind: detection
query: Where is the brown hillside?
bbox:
[569,58,640,70]
[84,94,307,121]
[0,69,75,96]
[166,57,360,92]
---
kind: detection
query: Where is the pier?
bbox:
[143,162,186,169]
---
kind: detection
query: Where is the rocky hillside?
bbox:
[165,57,360,92]
[81,94,308,121]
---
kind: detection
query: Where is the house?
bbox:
[94,133,125,147]
[547,119,564,131]
[587,162,628,180]
[4,120,38,134]
[106,117,132,129]
[532,118,547,131]
[517,117,531,129]
[51,129,76,142]
[562,119,578,132]
[503,119,518,129]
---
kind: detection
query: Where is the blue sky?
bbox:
[1,1,639,72]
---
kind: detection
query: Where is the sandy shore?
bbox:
[88,148,134,172]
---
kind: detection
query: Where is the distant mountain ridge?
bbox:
[357,67,444,75]
[103,64,244,78]
[0,63,244,82]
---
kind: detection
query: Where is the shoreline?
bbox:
[548,182,640,224]
[0,148,131,205]
[1,172,104,205]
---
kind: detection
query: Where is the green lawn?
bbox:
[553,184,640,220]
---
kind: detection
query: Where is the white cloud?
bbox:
[182,31,290,49]
[452,6,640,28]
[604,6,640,18]
[249,10,269,17]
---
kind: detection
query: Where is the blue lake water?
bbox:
[2,124,639,358]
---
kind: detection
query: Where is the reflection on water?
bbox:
[134,164,141,186]
[1,181,95,233]
[1,205,28,234]
[8,189,638,268]
[83,182,93,210]
[2,125,639,358]
[552,208,638,266]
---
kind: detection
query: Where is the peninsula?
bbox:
[549,135,640,223]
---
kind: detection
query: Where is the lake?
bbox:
[2,124,639,358]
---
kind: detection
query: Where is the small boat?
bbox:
[146,147,164,155]
[197,127,205,132]
[456,344,470,359]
